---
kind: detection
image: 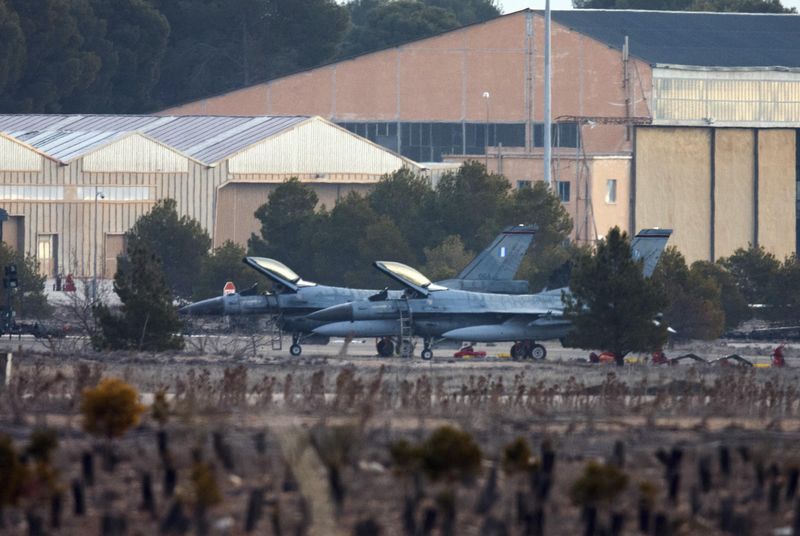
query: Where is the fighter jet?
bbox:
[308,229,672,360]
[179,225,536,356]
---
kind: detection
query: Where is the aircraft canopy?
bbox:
[248,257,316,287]
[377,261,447,292]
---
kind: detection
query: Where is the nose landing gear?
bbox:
[289,334,302,356]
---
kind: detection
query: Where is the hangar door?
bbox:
[104,234,126,278]
[1,216,24,252]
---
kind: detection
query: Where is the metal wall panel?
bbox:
[758,129,796,259]
[228,119,412,175]
[654,67,800,127]
[215,181,375,247]
[0,136,43,171]
[83,134,190,173]
[635,127,712,262]
[714,129,755,258]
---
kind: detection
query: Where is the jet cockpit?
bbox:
[244,257,317,292]
[374,261,447,296]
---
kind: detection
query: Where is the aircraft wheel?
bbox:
[399,340,414,358]
[289,344,302,357]
[510,343,525,361]
[530,344,547,360]
[377,338,394,357]
[421,348,433,360]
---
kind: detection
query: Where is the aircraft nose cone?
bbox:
[308,303,354,322]
[179,296,225,316]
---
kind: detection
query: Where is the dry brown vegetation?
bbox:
[1,353,800,535]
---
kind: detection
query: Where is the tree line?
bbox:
[4,162,797,351]
[88,163,797,351]
[565,228,800,363]
[0,0,500,114]
[1,0,794,114]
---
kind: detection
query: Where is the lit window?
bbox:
[517,180,532,189]
[37,235,52,260]
[557,181,571,203]
[606,179,617,204]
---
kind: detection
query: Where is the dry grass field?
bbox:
[1,339,800,535]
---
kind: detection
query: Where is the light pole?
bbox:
[482,91,490,169]
[93,187,105,300]
[544,0,552,188]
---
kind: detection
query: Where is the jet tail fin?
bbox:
[631,229,672,278]
[435,225,536,294]
[456,224,536,278]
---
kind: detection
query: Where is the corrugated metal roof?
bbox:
[13,130,128,162]
[0,114,312,164]
[550,10,800,68]
[142,115,309,163]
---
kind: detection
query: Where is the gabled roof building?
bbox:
[0,115,421,278]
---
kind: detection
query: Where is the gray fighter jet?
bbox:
[308,229,672,360]
[179,225,536,356]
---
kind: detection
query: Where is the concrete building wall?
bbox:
[635,127,712,262]
[635,126,797,263]
[758,129,796,259]
[714,129,755,258]
[590,158,631,239]
[445,151,631,244]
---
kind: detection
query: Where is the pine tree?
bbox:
[563,227,668,365]
[125,199,211,301]
[651,247,725,341]
[93,242,184,351]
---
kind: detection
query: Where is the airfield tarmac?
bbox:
[2,335,796,393]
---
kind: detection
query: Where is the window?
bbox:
[557,181,571,202]
[77,186,151,201]
[533,122,579,148]
[517,180,532,189]
[338,121,525,162]
[37,234,58,278]
[0,186,63,200]
[606,179,618,204]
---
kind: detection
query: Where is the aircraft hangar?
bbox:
[162,9,800,263]
[0,115,421,279]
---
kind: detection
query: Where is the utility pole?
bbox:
[93,187,104,300]
[544,0,552,188]
[483,91,491,169]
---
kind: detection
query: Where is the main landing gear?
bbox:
[511,340,546,361]
[290,334,303,356]
[376,337,394,357]
[376,337,427,359]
